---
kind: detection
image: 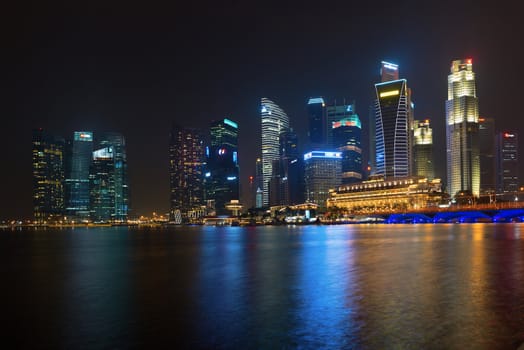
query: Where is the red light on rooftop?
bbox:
[467,58,472,64]
[504,133,514,138]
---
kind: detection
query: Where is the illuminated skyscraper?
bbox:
[65,131,93,220]
[89,132,129,222]
[332,113,362,184]
[374,79,411,178]
[261,98,289,206]
[32,129,65,223]
[169,125,205,222]
[496,131,519,194]
[100,132,129,221]
[326,101,356,149]
[205,118,239,215]
[479,117,496,194]
[446,59,480,197]
[307,97,326,147]
[90,146,115,222]
[413,119,434,180]
[304,151,342,208]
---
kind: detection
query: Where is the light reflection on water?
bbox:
[1,224,524,349]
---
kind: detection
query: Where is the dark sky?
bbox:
[4,0,523,219]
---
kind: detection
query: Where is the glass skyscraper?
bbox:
[90,146,115,223]
[307,97,326,147]
[326,101,356,150]
[65,131,93,220]
[374,79,411,178]
[446,59,480,197]
[169,125,205,223]
[332,114,362,184]
[261,98,289,206]
[304,151,342,208]
[32,128,65,223]
[205,118,239,216]
[88,132,129,223]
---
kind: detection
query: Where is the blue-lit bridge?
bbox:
[384,207,524,224]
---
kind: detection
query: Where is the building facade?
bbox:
[413,120,434,180]
[307,97,326,147]
[479,117,496,194]
[374,79,411,178]
[32,129,65,223]
[303,151,342,208]
[327,176,444,213]
[205,118,239,216]
[446,59,480,197]
[326,101,356,149]
[169,125,205,223]
[332,114,362,184]
[496,131,519,194]
[65,131,93,220]
[89,146,115,222]
[261,98,289,206]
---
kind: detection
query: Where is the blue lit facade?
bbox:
[65,131,93,220]
[205,118,239,215]
[304,151,342,208]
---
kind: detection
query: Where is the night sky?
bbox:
[5,0,523,219]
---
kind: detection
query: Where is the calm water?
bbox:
[2,224,524,349]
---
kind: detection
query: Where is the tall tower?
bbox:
[100,132,129,222]
[446,59,480,197]
[261,98,289,206]
[206,118,239,215]
[32,129,65,223]
[169,125,205,223]
[90,146,115,223]
[89,132,129,223]
[307,97,326,147]
[479,117,496,194]
[413,119,434,179]
[65,131,93,220]
[496,131,519,194]
[332,113,362,184]
[326,101,356,149]
[374,79,411,178]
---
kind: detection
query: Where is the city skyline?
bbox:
[5,1,524,218]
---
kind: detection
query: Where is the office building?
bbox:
[446,59,480,197]
[169,125,205,222]
[326,101,356,149]
[374,78,411,178]
[32,129,65,223]
[261,98,289,206]
[307,97,326,147]
[332,114,362,184]
[496,131,519,194]
[413,120,434,180]
[64,131,93,220]
[304,151,342,208]
[90,146,115,222]
[99,132,129,222]
[205,118,239,216]
[479,117,496,194]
